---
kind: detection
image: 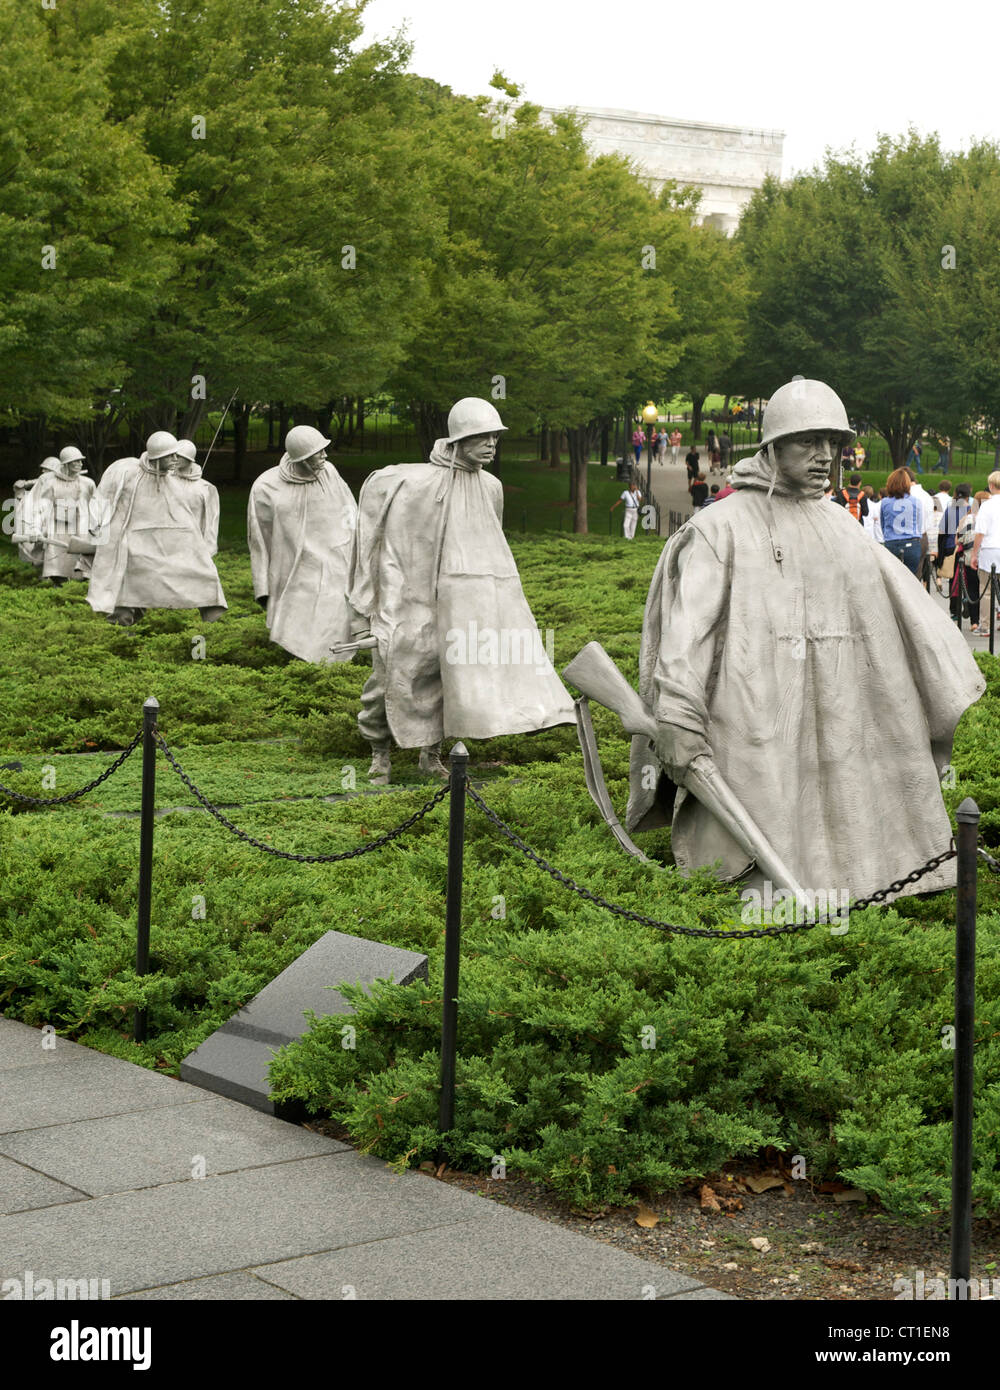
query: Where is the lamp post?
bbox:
[642,400,658,508]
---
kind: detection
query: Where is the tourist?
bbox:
[970,470,1000,630]
[247,425,358,663]
[931,436,952,474]
[718,431,732,472]
[656,429,668,464]
[689,473,709,507]
[669,427,682,465]
[951,502,980,631]
[906,467,940,584]
[88,431,227,627]
[631,425,645,466]
[841,442,856,475]
[611,479,643,538]
[907,438,924,474]
[625,377,983,904]
[347,397,575,785]
[933,477,952,516]
[832,471,868,523]
[861,485,882,542]
[879,467,923,576]
[701,484,721,507]
[854,442,866,470]
[685,445,700,482]
[706,428,720,471]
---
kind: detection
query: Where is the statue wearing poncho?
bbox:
[348,400,575,775]
[87,431,226,623]
[247,426,358,664]
[626,380,984,903]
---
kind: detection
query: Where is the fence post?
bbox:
[133,697,159,1043]
[437,741,468,1158]
[990,568,996,657]
[951,796,978,1289]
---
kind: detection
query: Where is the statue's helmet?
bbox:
[59,445,86,465]
[759,380,855,451]
[175,439,198,463]
[445,398,507,444]
[284,425,331,464]
[39,456,62,472]
[146,430,180,460]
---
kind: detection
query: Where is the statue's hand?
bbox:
[654,724,712,785]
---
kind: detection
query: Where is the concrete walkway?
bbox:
[0,1017,730,1301]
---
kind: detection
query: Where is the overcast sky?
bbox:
[361,0,998,177]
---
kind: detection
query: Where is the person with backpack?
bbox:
[832,472,868,523]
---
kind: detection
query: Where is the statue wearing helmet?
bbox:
[87,431,226,626]
[347,397,575,784]
[246,425,358,663]
[30,445,98,584]
[624,377,983,904]
[173,440,221,556]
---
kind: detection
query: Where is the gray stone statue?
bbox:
[347,397,576,783]
[30,446,98,584]
[173,439,220,556]
[88,431,227,627]
[9,459,58,567]
[247,425,358,663]
[623,378,984,903]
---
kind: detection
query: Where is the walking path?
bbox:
[0,1017,730,1301]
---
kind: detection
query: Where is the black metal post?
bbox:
[951,797,978,1289]
[133,697,158,1043]
[438,741,468,1157]
[990,567,996,657]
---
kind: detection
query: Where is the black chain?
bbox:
[466,784,958,939]
[0,730,143,806]
[154,730,449,861]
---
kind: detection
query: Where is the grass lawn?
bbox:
[1,454,999,1215]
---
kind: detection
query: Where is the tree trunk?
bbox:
[317,399,335,439]
[691,395,705,442]
[411,401,447,461]
[549,428,562,469]
[277,402,290,453]
[540,424,549,464]
[267,403,276,451]
[232,402,250,482]
[356,396,365,450]
[178,396,208,442]
[567,427,590,533]
[600,418,609,465]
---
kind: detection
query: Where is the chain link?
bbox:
[0,730,143,806]
[154,730,449,861]
[466,784,959,939]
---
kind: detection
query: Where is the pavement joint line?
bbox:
[113,1268,305,1300]
[0,1094,206,1138]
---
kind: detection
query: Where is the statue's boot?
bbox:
[418,743,449,780]
[368,744,392,786]
[110,607,140,626]
[199,606,226,623]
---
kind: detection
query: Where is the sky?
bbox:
[360,0,1000,177]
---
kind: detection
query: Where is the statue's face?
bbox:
[65,459,83,477]
[771,432,841,492]
[455,432,498,468]
[153,453,179,473]
[298,449,327,475]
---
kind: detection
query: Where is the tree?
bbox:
[737,133,975,465]
[0,0,180,458]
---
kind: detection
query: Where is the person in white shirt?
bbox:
[906,469,939,587]
[610,480,643,538]
[934,479,952,516]
[970,471,1000,627]
[861,485,882,542]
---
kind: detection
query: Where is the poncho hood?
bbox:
[430,438,482,473]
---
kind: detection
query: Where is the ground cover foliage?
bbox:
[1,523,998,1217]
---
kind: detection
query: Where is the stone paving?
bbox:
[0,1017,731,1301]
